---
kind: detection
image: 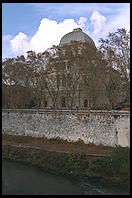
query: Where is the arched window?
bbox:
[44,101,47,107]
[84,99,88,108]
[44,81,47,88]
[67,74,72,87]
[61,97,66,107]
[57,75,60,88]
[62,75,66,87]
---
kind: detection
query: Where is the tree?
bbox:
[98,28,130,108]
[44,41,106,109]
[2,55,35,108]
[3,28,129,110]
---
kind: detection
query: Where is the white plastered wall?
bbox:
[116,116,130,147]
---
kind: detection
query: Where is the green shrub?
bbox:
[57,152,88,176]
[87,146,130,187]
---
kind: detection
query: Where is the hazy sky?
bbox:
[2,3,130,59]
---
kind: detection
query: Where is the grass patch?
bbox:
[2,142,130,192]
[2,133,129,191]
[86,146,130,190]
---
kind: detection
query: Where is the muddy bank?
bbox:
[2,136,130,192]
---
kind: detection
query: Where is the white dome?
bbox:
[59,28,95,46]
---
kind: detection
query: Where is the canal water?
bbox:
[2,159,129,195]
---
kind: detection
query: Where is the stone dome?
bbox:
[59,28,95,46]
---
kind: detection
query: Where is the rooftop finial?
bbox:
[73,28,82,32]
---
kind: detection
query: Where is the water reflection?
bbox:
[2,159,81,195]
[2,159,129,195]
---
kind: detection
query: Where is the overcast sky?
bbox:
[2,3,130,59]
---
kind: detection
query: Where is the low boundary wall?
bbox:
[2,109,130,147]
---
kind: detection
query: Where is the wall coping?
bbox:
[2,109,130,115]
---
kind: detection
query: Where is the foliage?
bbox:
[87,146,130,188]
[3,135,130,191]
[60,152,88,176]
[99,28,130,80]
[99,28,130,108]
[2,28,130,110]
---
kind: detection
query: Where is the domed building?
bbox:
[59,28,95,47]
[42,28,97,109]
[42,28,122,110]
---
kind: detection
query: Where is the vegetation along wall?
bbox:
[2,109,130,147]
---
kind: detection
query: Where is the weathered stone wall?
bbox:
[2,109,130,147]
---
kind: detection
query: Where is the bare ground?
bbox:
[2,133,114,156]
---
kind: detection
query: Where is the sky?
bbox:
[2,3,130,59]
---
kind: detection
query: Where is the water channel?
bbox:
[2,159,129,195]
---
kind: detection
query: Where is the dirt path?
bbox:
[2,134,114,156]
[2,142,111,157]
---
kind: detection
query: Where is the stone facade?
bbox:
[2,109,130,147]
[40,28,126,110]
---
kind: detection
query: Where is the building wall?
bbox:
[2,109,130,147]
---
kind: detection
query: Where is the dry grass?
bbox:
[2,133,114,155]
